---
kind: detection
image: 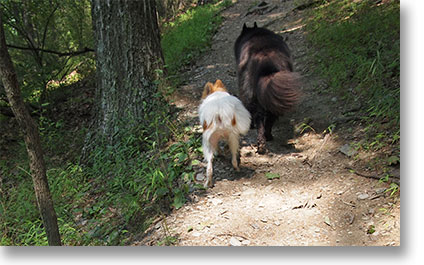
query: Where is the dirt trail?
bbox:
[134,0,400,246]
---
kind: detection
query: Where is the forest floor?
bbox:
[133,0,400,246]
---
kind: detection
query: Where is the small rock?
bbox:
[331,96,337,102]
[361,215,370,221]
[358,193,370,200]
[241,240,250,245]
[274,221,280,226]
[192,232,201,237]
[195,173,205,181]
[375,188,386,194]
[210,198,223,206]
[339,144,357,157]
[345,212,355,224]
[261,218,268,223]
[229,237,242,246]
[251,223,259,229]
[324,216,331,226]
[315,228,321,233]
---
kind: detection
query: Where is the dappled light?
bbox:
[1,0,399,246]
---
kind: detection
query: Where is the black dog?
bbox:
[234,22,300,154]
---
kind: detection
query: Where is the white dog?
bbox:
[198,80,251,188]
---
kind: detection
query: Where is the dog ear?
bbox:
[254,21,258,28]
[214,79,224,88]
[242,23,248,34]
[202,82,214,99]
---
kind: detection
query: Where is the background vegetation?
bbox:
[305,0,400,155]
[0,0,229,245]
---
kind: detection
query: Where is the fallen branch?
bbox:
[309,133,331,163]
[345,167,400,185]
[216,233,249,240]
[6,44,94,57]
[341,200,356,207]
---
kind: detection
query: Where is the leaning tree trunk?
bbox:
[0,10,61,246]
[88,0,164,149]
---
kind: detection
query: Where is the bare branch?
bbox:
[5,44,94,57]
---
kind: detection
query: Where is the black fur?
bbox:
[234,22,300,154]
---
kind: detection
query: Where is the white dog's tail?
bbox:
[199,92,251,135]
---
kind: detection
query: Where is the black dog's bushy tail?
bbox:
[257,70,300,116]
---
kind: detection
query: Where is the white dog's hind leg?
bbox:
[203,138,215,188]
[228,133,240,171]
[205,158,213,188]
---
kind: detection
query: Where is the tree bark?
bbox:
[88,0,165,147]
[0,10,61,246]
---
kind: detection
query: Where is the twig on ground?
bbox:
[345,166,400,185]
[341,200,356,207]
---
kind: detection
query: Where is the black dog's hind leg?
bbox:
[247,102,257,129]
[264,112,277,141]
[256,110,267,154]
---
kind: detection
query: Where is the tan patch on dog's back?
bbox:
[203,120,212,131]
[201,79,228,99]
[231,115,237,127]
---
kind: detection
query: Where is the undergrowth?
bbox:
[0,1,230,246]
[305,0,400,153]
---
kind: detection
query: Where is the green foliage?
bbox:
[379,174,399,197]
[0,90,203,245]
[1,0,94,103]
[1,0,226,246]
[265,172,280,180]
[161,0,231,77]
[305,0,400,148]
[367,225,375,234]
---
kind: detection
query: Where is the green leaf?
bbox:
[177,152,188,162]
[191,159,201,166]
[155,187,169,197]
[265,172,280,180]
[367,225,375,234]
[172,192,186,209]
[387,155,400,166]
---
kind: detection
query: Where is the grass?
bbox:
[0,1,231,246]
[161,0,232,79]
[304,0,400,152]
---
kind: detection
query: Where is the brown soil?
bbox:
[134,0,400,246]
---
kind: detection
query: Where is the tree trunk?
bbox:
[88,0,165,147]
[0,10,61,246]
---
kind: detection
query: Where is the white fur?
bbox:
[198,91,251,187]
